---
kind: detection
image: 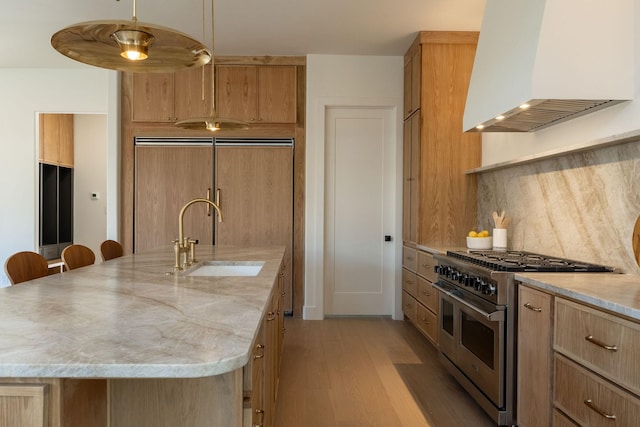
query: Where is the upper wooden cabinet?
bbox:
[131,65,212,122]
[402,112,420,244]
[39,113,74,167]
[402,31,481,247]
[216,65,297,123]
[403,45,421,119]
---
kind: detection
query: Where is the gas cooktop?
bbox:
[446,250,615,272]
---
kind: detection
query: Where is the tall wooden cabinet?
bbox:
[134,144,214,253]
[215,142,294,313]
[121,56,306,316]
[402,32,481,248]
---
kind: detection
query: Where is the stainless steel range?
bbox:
[432,250,614,426]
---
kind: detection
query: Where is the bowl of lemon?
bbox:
[467,230,492,250]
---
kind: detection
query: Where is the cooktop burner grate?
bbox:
[446,250,615,272]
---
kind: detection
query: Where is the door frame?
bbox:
[304,96,403,320]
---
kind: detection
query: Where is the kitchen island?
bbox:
[0,245,285,427]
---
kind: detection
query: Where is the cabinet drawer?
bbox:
[417,276,438,314]
[416,251,437,281]
[402,246,417,271]
[554,354,640,427]
[416,303,438,344]
[554,298,640,395]
[402,269,418,297]
[402,291,417,323]
[552,409,579,427]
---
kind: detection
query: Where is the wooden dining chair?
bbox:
[4,251,50,285]
[61,244,95,270]
[100,240,123,261]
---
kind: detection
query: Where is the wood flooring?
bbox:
[274,317,496,427]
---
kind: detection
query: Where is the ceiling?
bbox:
[1,0,485,69]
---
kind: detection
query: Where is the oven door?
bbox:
[435,280,506,409]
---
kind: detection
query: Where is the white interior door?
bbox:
[324,107,395,315]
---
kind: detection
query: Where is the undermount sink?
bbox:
[185,261,264,277]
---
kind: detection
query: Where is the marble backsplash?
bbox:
[477,140,640,274]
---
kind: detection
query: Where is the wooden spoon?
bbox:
[633,214,640,267]
[492,211,500,228]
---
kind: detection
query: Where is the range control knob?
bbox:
[484,283,497,296]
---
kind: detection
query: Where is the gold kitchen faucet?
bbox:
[172,198,223,273]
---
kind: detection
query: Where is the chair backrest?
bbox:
[4,251,50,285]
[100,240,123,261]
[61,244,95,270]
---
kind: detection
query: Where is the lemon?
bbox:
[468,230,478,237]
[480,230,489,237]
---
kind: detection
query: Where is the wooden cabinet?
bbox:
[215,143,294,313]
[402,290,417,323]
[515,283,640,427]
[131,65,212,122]
[552,409,580,427]
[0,378,107,427]
[134,144,214,253]
[554,354,640,426]
[402,112,420,244]
[554,298,640,396]
[517,285,553,427]
[0,383,48,427]
[402,268,418,297]
[244,264,285,427]
[244,325,265,427]
[402,32,481,247]
[39,114,73,167]
[216,65,296,123]
[553,297,640,426]
[402,246,439,346]
[403,44,421,119]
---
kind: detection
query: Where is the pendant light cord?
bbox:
[210,0,216,115]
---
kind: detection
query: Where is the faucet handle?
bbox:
[187,239,198,264]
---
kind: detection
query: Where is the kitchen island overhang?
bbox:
[0,245,286,426]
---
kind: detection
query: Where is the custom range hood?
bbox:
[463,0,634,132]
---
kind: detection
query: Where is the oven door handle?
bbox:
[435,284,505,322]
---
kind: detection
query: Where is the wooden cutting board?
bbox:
[634,215,640,267]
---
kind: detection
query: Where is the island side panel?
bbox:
[0,378,107,427]
[109,369,243,427]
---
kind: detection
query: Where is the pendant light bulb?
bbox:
[112,29,154,61]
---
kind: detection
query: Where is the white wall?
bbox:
[481,0,640,164]
[0,68,119,285]
[73,114,108,259]
[305,54,404,320]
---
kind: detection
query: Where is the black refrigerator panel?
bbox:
[39,164,73,260]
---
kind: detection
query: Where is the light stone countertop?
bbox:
[0,245,285,379]
[515,272,640,321]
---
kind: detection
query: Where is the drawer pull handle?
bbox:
[406,280,414,284]
[523,303,542,312]
[422,290,430,296]
[585,335,618,352]
[584,399,616,420]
